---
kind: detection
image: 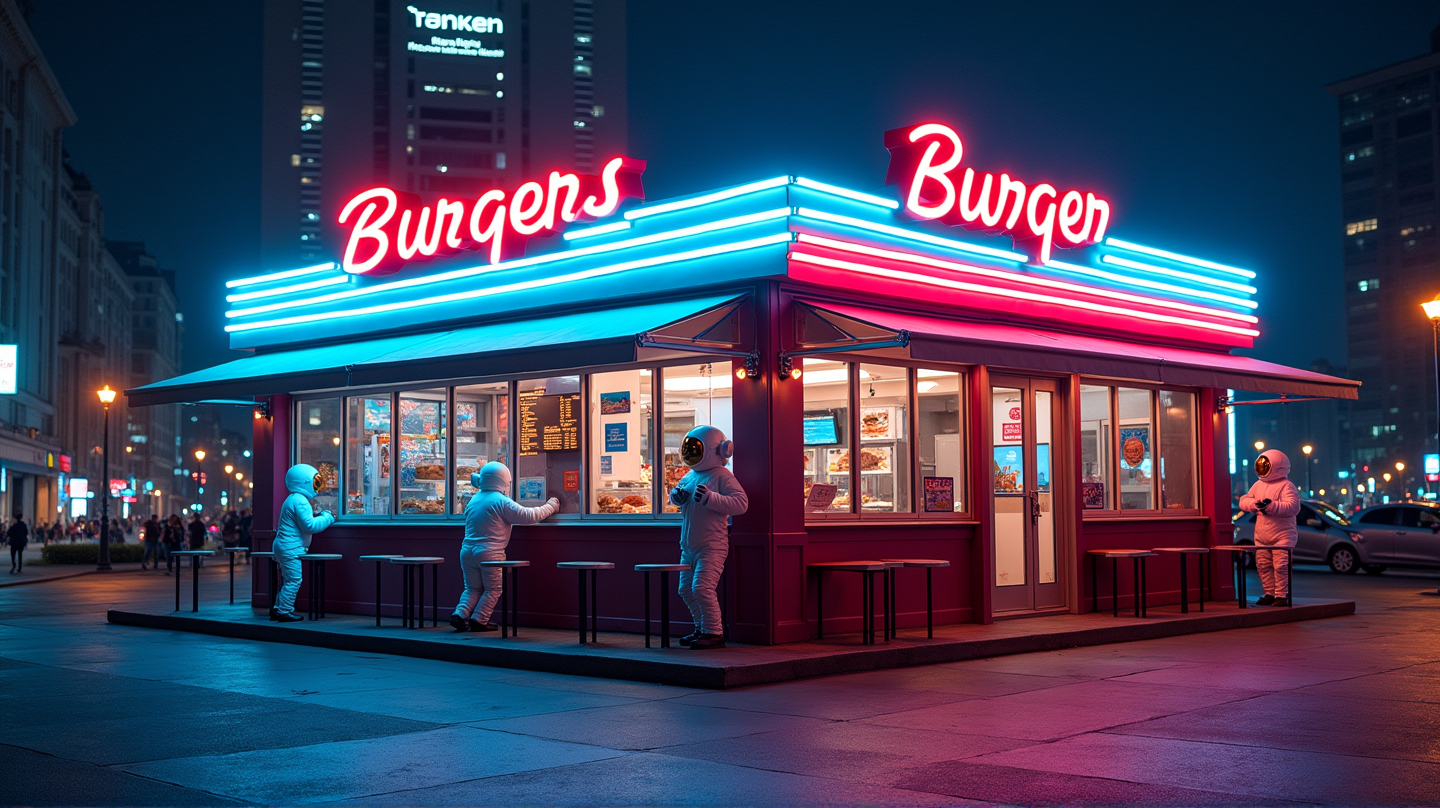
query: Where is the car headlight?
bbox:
[1348,531,1365,543]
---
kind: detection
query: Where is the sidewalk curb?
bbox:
[0,566,145,588]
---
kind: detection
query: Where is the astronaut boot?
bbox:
[469,619,498,632]
[269,608,304,623]
[450,614,469,632]
[678,628,701,646]
[1272,597,1291,607]
[689,633,726,650]
[1253,595,1275,606]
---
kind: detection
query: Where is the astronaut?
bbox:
[1238,449,1301,607]
[271,463,336,622]
[450,462,559,632]
[669,425,748,650]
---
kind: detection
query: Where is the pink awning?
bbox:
[802,302,1359,400]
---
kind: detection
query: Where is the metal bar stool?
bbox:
[479,560,530,638]
[360,555,404,627]
[635,564,689,648]
[808,561,888,644]
[879,559,951,638]
[1151,547,1210,614]
[299,554,343,620]
[1210,545,1259,607]
[557,562,614,644]
[248,551,277,610]
[390,557,444,628]
[169,550,214,612]
[221,547,250,604]
[1087,549,1156,617]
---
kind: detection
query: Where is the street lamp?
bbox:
[194,449,206,512]
[1302,445,1314,495]
[95,386,117,571]
[1424,296,1440,472]
[1253,441,1265,452]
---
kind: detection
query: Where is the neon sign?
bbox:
[338,156,646,275]
[884,123,1111,265]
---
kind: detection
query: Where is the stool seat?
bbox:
[301,553,343,561]
[634,563,689,572]
[480,560,531,568]
[249,551,275,558]
[1151,547,1210,554]
[360,554,404,562]
[880,558,951,568]
[808,560,888,571]
[1088,549,1156,557]
[171,549,215,556]
[558,561,615,570]
[391,556,444,564]
[1209,544,1259,552]
[221,547,250,553]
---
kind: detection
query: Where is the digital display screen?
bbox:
[518,391,580,456]
[803,414,839,446]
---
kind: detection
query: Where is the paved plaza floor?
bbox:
[3,563,1440,805]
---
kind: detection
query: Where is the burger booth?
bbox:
[128,122,1358,644]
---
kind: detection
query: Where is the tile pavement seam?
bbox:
[298,749,639,803]
[0,742,261,806]
[1095,724,1440,769]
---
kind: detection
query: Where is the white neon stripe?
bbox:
[789,251,1260,338]
[1104,237,1256,279]
[562,220,632,241]
[623,176,790,220]
[226,234,793,333]
[224,275,353,303]
[795,207,1027,262]
[792,177,900,210]
[794,235,1258,325]
[1045,259,1257,310]
[225,262,339,289]
[227,208,792,319]
[1099,255,1257,295]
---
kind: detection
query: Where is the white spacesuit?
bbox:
[668,425,748,650]
[450,462,558,632]
[271,463,336,622]
[1238,449,1301,606]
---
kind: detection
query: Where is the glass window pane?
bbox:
[344,395,391,516]
[590,369,654,515]
[296,399,341,514]
[1080,385,1112,510]
[1158,390,1196,510]
[991,386,1025,586]
[453,382,509,513]
[398,390,447,515]
[1117,387,1154,510]
[917,369,963,513]
[802,358,852,514]
[660,363,734,514]
[517,376,582,514]
[857,364,911,513]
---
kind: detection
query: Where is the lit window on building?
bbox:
[290,154,300,166]
[1345,218,1378,235]
[1399,223,1433,237]
[1342,110,1375,126]
[1357,278,1380,292]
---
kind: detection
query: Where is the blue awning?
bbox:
[128,295,744,407]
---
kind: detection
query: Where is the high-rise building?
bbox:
[1326,24,1440,481]
[260,0,627,269]
[0,0,75,524]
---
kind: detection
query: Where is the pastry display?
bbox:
[828,449,849,473]
[860,408,892,440]
[455,465,478,478]
[597,493,653,514]
[414,464,445,480]
[859,447,891,472]
[400,498,445,514]
[597,494,624,513]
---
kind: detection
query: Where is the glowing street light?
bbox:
[95,386,117,570]
[1301,444,1314,494]
[1253,441,1265,452]
[1425,296,1440,491]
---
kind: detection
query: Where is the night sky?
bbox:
[30,1,1438,374]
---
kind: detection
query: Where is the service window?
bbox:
[801,358,851,515]
[1079,385,1113,510]
[295,398,340,514]
[516,376,582,514]
[590,369,655,515]
[396,390,447,515]
[917,369,964,513]
[453,382,510,512]
[857,364,911,514]
[1116,387,1155,511]
[1157,390,1196,510]
[1082,382,1198,515]
[344,394,392,516]
[660,363,733,513]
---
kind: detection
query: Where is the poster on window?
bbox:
[518,476,546,501]
[1120,426,1150,468]
[604,422,628,453]
[860,407,895,441]
[923,477,955,512]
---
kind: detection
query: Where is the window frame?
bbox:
[1079,379,1202,519]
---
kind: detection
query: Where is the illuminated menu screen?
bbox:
[518,392,580,456]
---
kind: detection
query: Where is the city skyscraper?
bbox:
[1326,23,1440,480]
[260,0,627,270]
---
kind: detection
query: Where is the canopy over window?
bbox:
[794,301,1359,400]
[128,295,745,407]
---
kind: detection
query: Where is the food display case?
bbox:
[398,393,447,515]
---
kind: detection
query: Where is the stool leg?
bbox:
[816,571,823,640]
[230,552,236,604]
[1132,558,1141,618]
[1239,553,1247,608]
[269,559,277,610]
[882,568,891,642]
[1180,553,1189,614]
[1112,557,1119,617]
[590,570,599,642]
[1140,557,1147,618]
[1091,555,1098,614]
[661,571,671,649]
[417,563,425,627]
[403,567,410,628]
[375,562,382,627]
[865,572,874,645]
[192,556,200,613]
[432,563,438,627]
[578,570,587,644]
[926,567,934,639]
[1199,554,1206,613]
[644,571,651,649]
[175,557,181,612]
[513,568,520,636]
[322,562,328,619]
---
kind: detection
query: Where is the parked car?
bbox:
[1347,502,1440,573]
[1234,500,1374,574]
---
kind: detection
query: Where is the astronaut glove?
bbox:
[694,484,710,505]
[671,487,690,505]
[547,497,560,509]
[1256,498,1271,512]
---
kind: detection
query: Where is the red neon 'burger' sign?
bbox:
[884,123,1110,264]
[338,156,645,275]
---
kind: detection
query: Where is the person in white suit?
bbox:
[270,463,335,622]
[669,425,748,650]
[1238,449,1301,607]
[450,462,558,632]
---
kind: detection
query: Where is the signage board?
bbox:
[0,344,15,395]
[110,479,128,498]
[404,5,505,58]
[68,478,88,499]
[1425,454,1439,476]
[518,391,580,456]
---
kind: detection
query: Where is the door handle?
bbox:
[1030,493,1041,524]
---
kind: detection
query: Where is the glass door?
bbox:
[990,376,1066,614]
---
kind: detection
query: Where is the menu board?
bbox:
[519,391,580,456]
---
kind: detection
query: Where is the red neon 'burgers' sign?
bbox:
[338,156,646,275]
[884,123,1110,264]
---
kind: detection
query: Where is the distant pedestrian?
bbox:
[163,514,184,574]
[140,514,163,571]
[187,514,207,567]
[238,508,253,549]
[222,510,239,547]
[7,512,29,574]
